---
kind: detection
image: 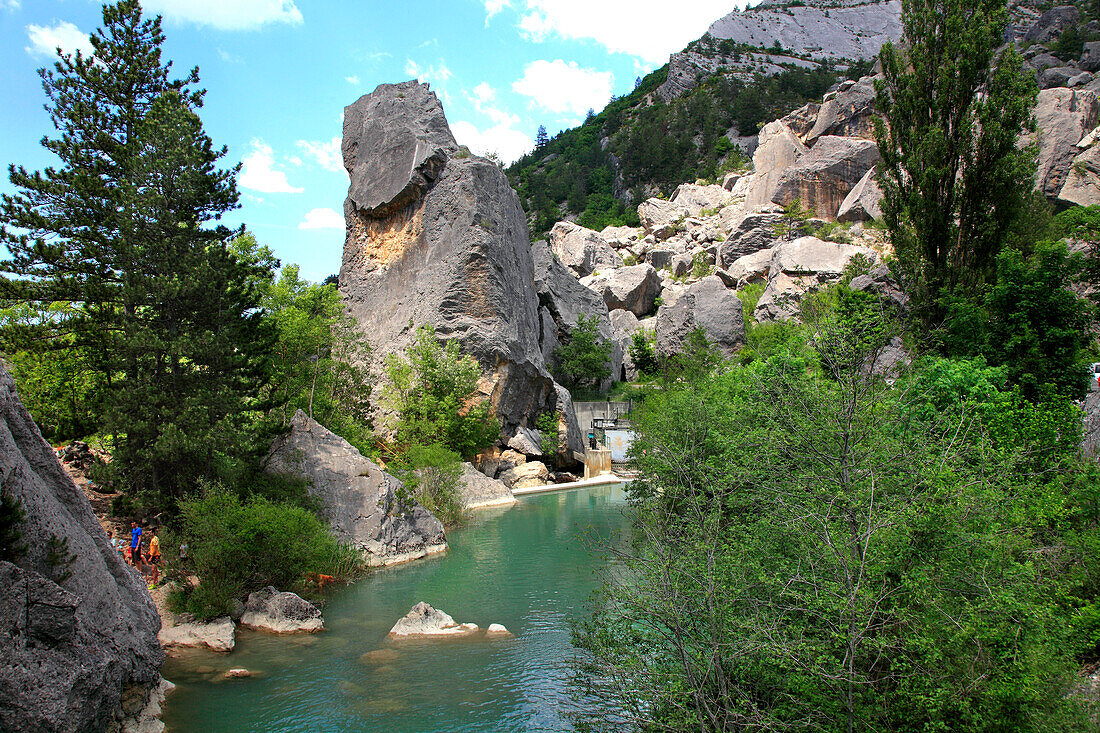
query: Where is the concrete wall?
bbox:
[574,401,632,435]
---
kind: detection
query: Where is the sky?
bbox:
[0,0,745,281]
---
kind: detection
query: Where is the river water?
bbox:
[160,483,630,732]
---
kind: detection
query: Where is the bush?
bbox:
[628,331,659,377]
[537,412,562,462]
[554,314,613,391]
[392,442,466,527]
[168,483,358,619]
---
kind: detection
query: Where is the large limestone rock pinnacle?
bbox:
[0,365,163,732]
[338,80,558,433]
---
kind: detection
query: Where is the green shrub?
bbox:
[691,252,713,279]
[553,314,613,391]
[168,483,358,619]
[628,331,659,377]
[537,412,562,461]
[392,442,466,527]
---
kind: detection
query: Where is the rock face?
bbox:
[1058,144,1100,206]
[0,366,163,733]
[746,121,809,210]
[264,410,447,565]
[1033,88,1100,199]
[655,276,745,359]
[389,602,479,637]
[339,81,557,437]
[458,462,516,509]
[805,78,877,144]
[771,136,881,219]
[158,617,236,653]
[836,166,884,222]
[755,237,879,321]
[549,222,624,277]
[240,587,324,634]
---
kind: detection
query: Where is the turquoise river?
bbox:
[160,483,631,732]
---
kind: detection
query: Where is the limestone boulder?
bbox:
[1023,5,1080,43]
[638,198,689,239]
[836,166,884,222]
[1042,66,1082,90]
[769,236,878,279]
[499,461,550,490]
[746,120,809,210]
[1033,88,1100,199]
[771,136,880,219]
[655,275,745,358]
[848,263,909,310]
[1028,53,1064,75]
[549,221,623,277]
[805,77,877,144]
[389,602,478,637]
[718,208,783,267]
[646,248,675,271]
[670,183,734,215]
[609,309,644,381]
[727,247,775,286]
[580,263,662,317]
[0,365,163,733]
[600,225,643,249]
[866,336,911,384]
[458,462,516,509]
[754,272,816,322]
[507,427,543,456]
[265,410,446,566]
[1081,42,1100,73]
[240,587,323,634]
[158,616,236,653]
[339,81,557,438]
[1058,143,1100,206]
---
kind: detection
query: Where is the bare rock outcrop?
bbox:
[805,78,877,144]
[580,264,662,317]
[754,236,879,321]
[264,410,446,566]
[158,617,235,653]
[549,221,623,277]
[771,136,881,219]
[836,166,884,222]
[339,81,557,437]
[746,121,809,210]
[0,365,163,733]
[1033,88,1100,199]
[1058,142,1100,206]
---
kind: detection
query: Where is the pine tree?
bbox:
[0,1,273,500]
[536,124,549,148]
[875,0,1037,328]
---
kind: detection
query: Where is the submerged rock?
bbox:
[240,587,323,634]
[265,410,446,566]
[389,602,479,637]
[0,365,163,733]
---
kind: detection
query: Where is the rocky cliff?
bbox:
[0,365,163,733]
[338,81,561,435]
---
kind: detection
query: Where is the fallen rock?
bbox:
[1023,4,1080,43]
[1083,391,1100,459]
[265,410,446,566]
[718,208,783,267]
[655,275,745,359]
[771,135,880,219]
[836,166,884,222]
[805,77,877,144]
[848,263,909,310]
[866,336,911,384]
[240,587,323,634]
[1081,42,1100,73]
[159,617,236,653]
[1041,66,1081,90]
[727,247,775,286]
[745,120,809,210]
[486,623,513,636]
[670,183,734,215]
[768,235,878,278]
[638,198,689,239]
[389,602,479,637]
[507,427,543,457]
[458,462,516,509]
[1033,88,1100,199]
[580,264,662,317]
[339,81,558,439]
[549,221,624,277]
[499,461,550,490]
[0,365,163,733]
[1058,143,1100,206]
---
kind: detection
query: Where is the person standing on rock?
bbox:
[147,529,161,585]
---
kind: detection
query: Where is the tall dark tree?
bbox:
[535,124,549,148]
[875,0,1037,328]
[0,1,272,500]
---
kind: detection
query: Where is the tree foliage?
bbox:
[553,314,613,392]
[382,323,499,460]
[875,0,1038,326]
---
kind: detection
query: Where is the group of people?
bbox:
[107,521,161,587]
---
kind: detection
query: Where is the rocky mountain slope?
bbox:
[0,364,164,733]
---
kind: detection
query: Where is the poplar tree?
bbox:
[874,0,1037,328]
[0,0,272,500]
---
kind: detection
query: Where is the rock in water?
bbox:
[339,81,557,435]
[264,410,446,566]
[240,587,324,633]
[0,365,163,733]
[158,617,236,653]
[458,462,516,509]
[389,602,479,637]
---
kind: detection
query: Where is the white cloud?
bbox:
[512,60,613,117]
[142,0,302,31]
[3,1,22,11]
[25,21,92,58]
[404,58,452,85]
[452,120,533,166]
[287,155,303,166]
[296,137,344,174]
[484,0,510,24]
[510,1,735,65]
[345,75,360,85]
[239,140,303,194]
[298,208,344,230]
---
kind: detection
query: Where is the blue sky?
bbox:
[1,0,743,280]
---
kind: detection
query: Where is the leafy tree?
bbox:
[660,325,721,383]
[553,314,613,392]
[382,323,499,460]
[0,1,273,500]
[627,330,658,377]
[875,0,1037,328]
